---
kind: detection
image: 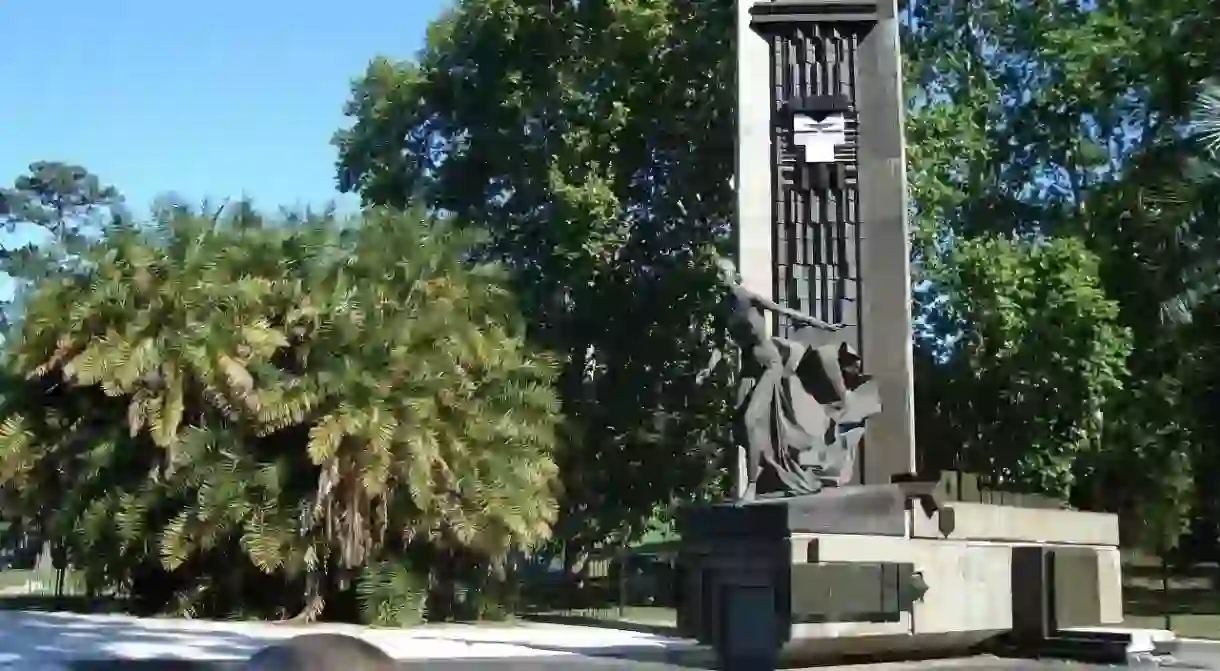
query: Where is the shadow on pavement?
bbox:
[5,609,1197,670]
[522,613,680,638]
[0,611,706,670]
[0,610,278,668]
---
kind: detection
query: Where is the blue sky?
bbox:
[1,0,447,217]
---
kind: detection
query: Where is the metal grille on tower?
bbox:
[766,23,863,351]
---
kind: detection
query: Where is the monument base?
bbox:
[677,479,1123,669]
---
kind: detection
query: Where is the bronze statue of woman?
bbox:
[714,260,847,501]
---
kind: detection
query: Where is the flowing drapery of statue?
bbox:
[709,260,881,502]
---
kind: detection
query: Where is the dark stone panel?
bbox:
[761,20,865,350]
[679,485,910,541]
[751,1,880,26]
[1011,545,1106,641]
[789,562,907,623]
[720,585,782,669]
[1011,545,1052,641]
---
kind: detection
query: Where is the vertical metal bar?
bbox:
[848,29,864,353]
[769,32,784,336]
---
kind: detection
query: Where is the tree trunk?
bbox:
[289,569,326,623]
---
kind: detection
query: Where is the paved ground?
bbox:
[0,611,704,669]
[48,655,1216,670]
[0,610,1216,669]
[20,655,1220,669]
[1169,640,1220,669]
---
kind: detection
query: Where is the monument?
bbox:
[676,0,1126,668]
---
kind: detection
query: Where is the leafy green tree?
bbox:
[904,0,1220,530]
[0,162,124,290]
[915,235,1131,498]
[0,202,562,620]
[339,0,1220,562]
[335,0,736,567]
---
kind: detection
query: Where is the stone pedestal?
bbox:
[677,479,1123,669]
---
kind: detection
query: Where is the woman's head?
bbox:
[716,257,740,286]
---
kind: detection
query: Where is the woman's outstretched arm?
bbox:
[734,285,843,330]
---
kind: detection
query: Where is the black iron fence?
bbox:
[515,543,680,629]
[1120,555,1220,638]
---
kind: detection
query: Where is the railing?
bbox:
[516,544,680,630]
[1121,555,1220,639]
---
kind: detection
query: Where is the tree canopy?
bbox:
[0,162,124,324]
[335,0,1220,564]
[335,0,737,563]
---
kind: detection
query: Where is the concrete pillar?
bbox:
[737,0,917,485]
[734,0,774,305]
[734,0,777,501]
[855,0,917,484]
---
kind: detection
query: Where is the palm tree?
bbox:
[0,202,563,621]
